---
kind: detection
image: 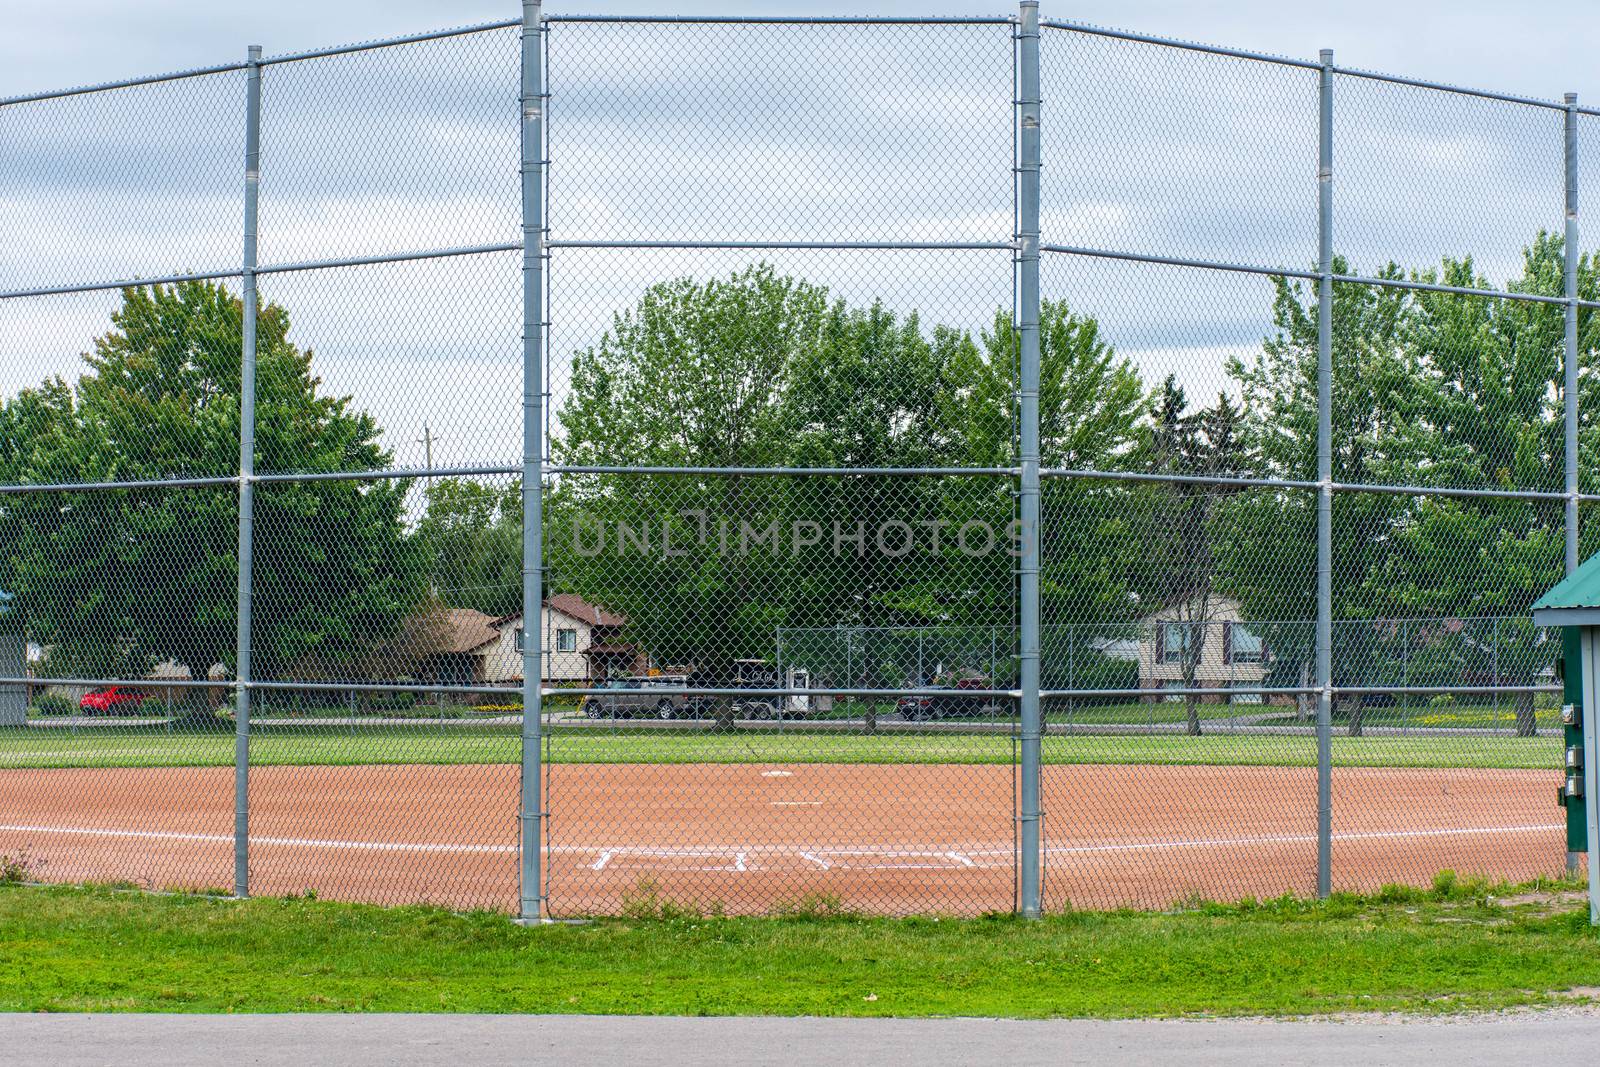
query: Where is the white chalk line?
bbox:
[0,823,519,855]
[0,822,1566,871]
[1039,823,1568,857]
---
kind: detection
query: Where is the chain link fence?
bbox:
[0,5,1590,917]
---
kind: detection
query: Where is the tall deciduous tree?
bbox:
[0,281,421,686]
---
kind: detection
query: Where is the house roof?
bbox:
[494,594,627,630]
[1532,554,1600,627]
[440,608,500,655]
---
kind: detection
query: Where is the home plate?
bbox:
[760,771,793,777]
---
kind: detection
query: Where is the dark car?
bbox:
[580,676,710,720]
[79,686,147,716]
[897,679,1010,721]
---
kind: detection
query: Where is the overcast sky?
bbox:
[2,1,1593,481]
[5,1,1596,103]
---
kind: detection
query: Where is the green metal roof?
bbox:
[1533,555,1600,627]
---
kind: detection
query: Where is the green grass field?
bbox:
[0,722,1563,770]
[2,877,1596,1016]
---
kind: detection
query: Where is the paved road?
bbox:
[7,1011,1600,1066]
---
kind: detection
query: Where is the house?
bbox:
[419,607,501,687]
[1137,594,1272,704]
[471,594,644,686]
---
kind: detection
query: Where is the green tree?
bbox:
[1221,236,1600,735]
[979,301,1148,699]
[550,265,826,678]
[0,281,421,686]
[413,478,522,617]
[1127,380,1256,735]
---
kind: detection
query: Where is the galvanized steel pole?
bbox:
[1315,48,1335,899]
[518,0,547,924]
[1016,0,1044,919]
[1565,94,1580,578]
[1565,92,1580,876]
[233,43,263,899]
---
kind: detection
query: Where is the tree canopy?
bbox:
[5,237,1590,708]
[0,281,421,683]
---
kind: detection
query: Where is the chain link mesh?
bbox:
[1041,30,1317,271]
[1333,73,1564,286]
[0,71,245,292]
[0,11,1590,916]
[546,22,1013,244]
[257,30,520,266]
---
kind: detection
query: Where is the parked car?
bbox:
[78,686,147,716]
[897,679,1011,721]
[580,676,707,720]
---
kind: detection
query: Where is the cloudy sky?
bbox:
[1,1,1593,478]
[5,1,1599,102]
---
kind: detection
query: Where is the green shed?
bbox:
[1533,557,1600,925]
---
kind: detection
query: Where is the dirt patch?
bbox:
[1493,888,1587,916]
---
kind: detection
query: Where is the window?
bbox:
[1162,680,1187,703]
[514,626,524,654]
[1159,623,1196,664]
[556,628,578,653]
[1226,623,1265,665]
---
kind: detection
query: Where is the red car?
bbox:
[79,686,147,715]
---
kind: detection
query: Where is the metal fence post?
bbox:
[1016,0,1044,919]
[518,0,547,924]
[232,43,263,900]
[1315,47,1335,900]
[1564,91,1581,874]
[1565,93,1580,580]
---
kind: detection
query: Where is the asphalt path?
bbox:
[7,1010,1600,1066]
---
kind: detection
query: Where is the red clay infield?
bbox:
[0,763,1566,915]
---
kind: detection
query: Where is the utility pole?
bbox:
[419,423,436,501]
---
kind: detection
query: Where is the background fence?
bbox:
[0,4,1593,919]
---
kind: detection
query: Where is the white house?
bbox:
[1137,594,1271,703]
[472,593,642,685]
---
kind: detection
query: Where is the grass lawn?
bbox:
[0,723,1562,770]
[2,878,1598,1016]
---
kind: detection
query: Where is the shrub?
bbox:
[0,850,39,884]
[369,690,417,712]
[30,692,76,717]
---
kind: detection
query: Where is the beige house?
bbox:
[472,594,642,686]
[1138,594,1271,703]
